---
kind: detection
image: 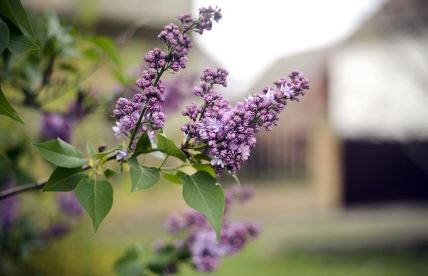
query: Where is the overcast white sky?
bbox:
[193,0,384,94]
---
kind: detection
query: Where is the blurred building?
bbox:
[243,0,428,209]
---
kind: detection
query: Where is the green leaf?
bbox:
[86,141,97,159]
[162,172,183,184]
[114,245,144,276]
[194,153,211,162]
[129,157,160,192]
[0,0,34,38]
[104,168,117,178]
[193,164,216,178]
[0,87,23,123]
[82,47,100,61]
[134,131,153,156]
[157,133,186,162]
[8,34,39,54]
[90,36,120,64]
[147,244,184,274]
[43,167,87,191]
[33,138,88,168]
[0,18,9,54]
[181,171,224,238]
[75,178,113,231]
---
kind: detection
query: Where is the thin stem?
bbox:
[127,65,167,151]
[231,173,241,187]
[0,155,117,200]
[127,21,198,152]
[160,163,188,171]
[127,106,147,150]
[0,178,48,200]
[158,155,169,169]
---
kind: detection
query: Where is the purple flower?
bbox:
[200,68,228,87]
[40,112,72,142]
[181,68,309,174]
[220,222,248,255]
[0,195,18,230]
[164,213,187,234]
[219,221,260,255]
[40,92,93,142]
[42,222,71,240]
[158,23,191,71]
[190,229,224,272]
[116,149,128,161]
[184,210,207,227]
[195,6,222,34]
[144,48,167,70]
[56,192,82,217]
[159,187,260,273]
[112,8,222,144]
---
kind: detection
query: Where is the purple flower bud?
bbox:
[164,213,187,234]
[42,222,71,240]
[56,192,82,217]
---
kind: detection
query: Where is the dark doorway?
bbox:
[342,140,428,206]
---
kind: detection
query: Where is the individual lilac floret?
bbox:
[56,192,82,217]
[116,149,128,161]
[181,68,309,173]
[225,186,255,214]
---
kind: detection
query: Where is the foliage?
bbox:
[0,0,122,272]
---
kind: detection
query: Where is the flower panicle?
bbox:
[161,186,260,273]
[182,68,310,174]
[112,7,222,143]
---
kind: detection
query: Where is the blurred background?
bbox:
[1,0,428,275]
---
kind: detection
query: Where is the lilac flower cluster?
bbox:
[112,7,222,142]
[160,186,260,273]
[158,24,191,71]
[40,112,73,142]
[182,69,309,173]
[179,6,222,34]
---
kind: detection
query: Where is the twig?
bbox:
[0,178,48,200]
[0,155,117,200]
